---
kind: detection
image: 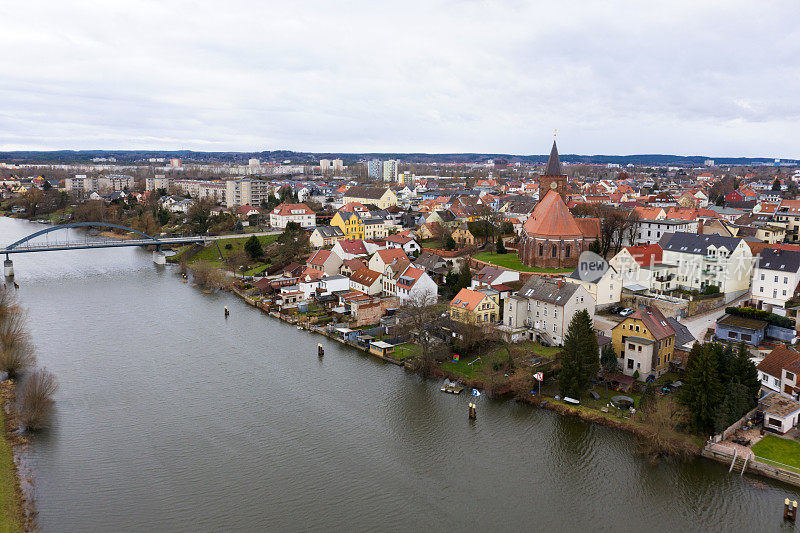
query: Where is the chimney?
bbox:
[557,279,563,289]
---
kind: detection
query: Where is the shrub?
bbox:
[244,235,264,260]
[725,306,793,329]
[15,368,58,431]
[704,285,720,295]
[0,313,35,379]
[224,243,232,250]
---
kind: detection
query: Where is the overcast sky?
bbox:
[0,1,798,157]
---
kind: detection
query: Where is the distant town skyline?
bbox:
[0,1,798,158]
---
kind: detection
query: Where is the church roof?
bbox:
[522,190,583,238]
[544,140,563,176]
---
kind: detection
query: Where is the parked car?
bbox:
[619,308,634,317]
[608,306,622,314]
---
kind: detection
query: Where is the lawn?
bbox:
[393,344,422,360]
[489,341,561,362]
[751,435,800,472]
[472,252,573,273]
[0,412,22,532]
[420,240,442,249]
[191,235,278,266]
[440,354,484,379]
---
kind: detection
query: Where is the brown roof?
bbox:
[349,267,382,286]
[344,186,389,200]
[574,217,600,239]
[717,314,768,331]
[522,190,583,238]
[630,306,675,341]
[757,345,800,378]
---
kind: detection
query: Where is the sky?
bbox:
[0,0,798,157]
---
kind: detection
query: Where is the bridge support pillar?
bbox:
[152,251,166,265]
[3,259,13,277]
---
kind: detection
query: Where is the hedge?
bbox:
[725,306,794,329]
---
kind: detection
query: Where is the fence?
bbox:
[714,406,759,442]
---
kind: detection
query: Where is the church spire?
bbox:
[544,140,562,176]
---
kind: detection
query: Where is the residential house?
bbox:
[342,186,398,209]
[449,288,500,325]
[369,248,409,273]
[610,244,676,293]
[503,277,594,345]
[566,260,621,308]
[757,344,800,400]
[387,264,438,305]
[307,249,343,276]
[349,267,383,295]
[330,210,365,240]
[269,202,316,229]
[451,226,476,247]
[331,239,378,261]
[660,232,753,294]
[471,266,520,289]
[413,252,450,283]
[759,392,800,434]
[751,248,800,316]
[385,234,421,256]
[611,306,676,380]
[309,226,346,248]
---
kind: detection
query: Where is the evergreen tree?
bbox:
[678,343,723,434]
[455,261,472,291]
[495,237,507,254]
[772,178,782,191]
[730,342,761,407]
[445,235,456,251]
[558,310,599,399]
[589,239,603,256]
[244,235,264,260]
[600,345,618,373]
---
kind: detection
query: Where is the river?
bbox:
[1,217,798,532]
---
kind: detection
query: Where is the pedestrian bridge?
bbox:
[1,222,208,275]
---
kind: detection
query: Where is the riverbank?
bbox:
[0,380,31,532]
[225,282,707,460]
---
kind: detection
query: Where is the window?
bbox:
[635,325,640,332]
[552,245,558,258]
[774,377,781,387]
[553,324,557,332]
[539,244,543,256]
[785,277,789,284]
[741,333,752,341]
[768,417,782,428]
[565,245,571,258]
[637,345,642,352]
[629,343,635,350]
[784,290,788,296]
[787,371,796,381]
[627,359,634,369]
[775,276,779,282]
[762,375,768,382]
[727,331,738,339]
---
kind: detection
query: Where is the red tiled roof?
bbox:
[522,190,583,238]
[757,345,800,378]
[630,306,675,340]
[625,244,663,267]
[272,202,314,216]
[450,288,489,311]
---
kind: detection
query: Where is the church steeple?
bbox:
[539,139,568,201]
[544,140,563,176]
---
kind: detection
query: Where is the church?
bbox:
[517,141,600,269]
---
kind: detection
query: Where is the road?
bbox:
[593,292,751,343]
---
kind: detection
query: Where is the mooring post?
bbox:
[318,343,324,357]
[784,498,797,521]
[224,306,229,318]
[3,257,13,278]
[468,402,477,420]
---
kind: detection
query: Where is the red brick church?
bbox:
[517,141,600,268]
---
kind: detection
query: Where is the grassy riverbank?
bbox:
[0,391,24,532]
[171,234,278,267]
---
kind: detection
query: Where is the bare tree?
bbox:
[398,291,444,377]
[0,312,35,379]
[637,396,691,458]
[16,367,58,431]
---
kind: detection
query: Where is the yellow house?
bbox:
[449,288,500,325]
[610,306,676,380]
[451,226,476,247]
[331,211,365,240]
[343,186,398,209]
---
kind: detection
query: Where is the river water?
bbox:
[1,217,798,532]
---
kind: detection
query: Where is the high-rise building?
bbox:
[332,159,344,173]
[225,178,272,207]
[367,159,382,181]
[145,175,173,192]
[320,159,331,174]
[382,160,398,182]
